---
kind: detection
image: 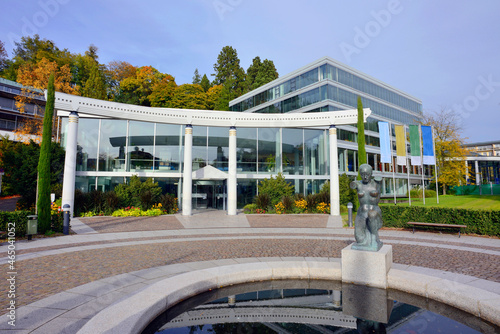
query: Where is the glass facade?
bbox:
[230,62,422,117]
[63,58,428,207]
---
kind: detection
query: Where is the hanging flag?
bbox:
[395,125,406,165]
[378,121,391,163]
[421,125,435,165]
[409,125,421,166]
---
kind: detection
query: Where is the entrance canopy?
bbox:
[193,165,228,180]
[52,92,371,128]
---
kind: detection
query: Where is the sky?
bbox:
[1,0,499,143]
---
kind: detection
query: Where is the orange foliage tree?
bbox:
[14,58,78,142]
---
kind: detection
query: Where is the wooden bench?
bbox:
[407,222,467,237]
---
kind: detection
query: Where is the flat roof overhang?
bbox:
[52,92,371,128]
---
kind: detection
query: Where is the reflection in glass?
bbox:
[282,128,303,175]
[304,129,326,175]
[76,118,99,171]
[258,128,280,173]
[96,176,126,192]
[237,128,257,172]
[155,124,182,172]
[98,119,127,172]
[128,121,155,171]
[208,127,229,170]
[192,126,207,170]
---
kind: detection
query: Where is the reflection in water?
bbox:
[142,280,496,334]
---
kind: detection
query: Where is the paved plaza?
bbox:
[1,210,499,333]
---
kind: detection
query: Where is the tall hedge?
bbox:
[36,73,55,232]
[357,96,366,166]
[381,206,500,237]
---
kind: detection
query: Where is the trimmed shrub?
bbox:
[381,206,500,237]
[0,211,63,237]
[243,203,258,214]
[115,175,162,208]
[257,173,294,206]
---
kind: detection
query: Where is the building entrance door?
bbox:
[192,180,226,210]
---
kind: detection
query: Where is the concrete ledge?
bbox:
[77,260,500,333]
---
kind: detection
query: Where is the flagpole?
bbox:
[390,123,397,205]
[405,126,411,206]
[432,126,439,204]
[419,125,425,205]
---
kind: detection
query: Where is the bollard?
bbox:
[63,204,70,235]
[347,202,353,228]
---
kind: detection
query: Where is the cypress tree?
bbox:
[357,96,367,170]
[37,73,55,232]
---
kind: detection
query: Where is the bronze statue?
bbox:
[350,164,383,251]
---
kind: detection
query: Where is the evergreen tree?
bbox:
[192,68,201,84]
[254,59,279,89]
[212,46,246,109]
[200,74,211,92]
[82,62,107,99]
[357,96,367,169]
[37,73,55,232]
[246,56,261,91]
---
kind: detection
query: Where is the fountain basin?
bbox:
[76,260,500,333]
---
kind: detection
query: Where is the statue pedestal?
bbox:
[341,243,392,289]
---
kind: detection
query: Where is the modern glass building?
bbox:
[57,57,427,212]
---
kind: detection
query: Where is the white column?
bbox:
[228,126,237,215]
[61,111,79,217]
[329,125,340,216]
[182,125,193,216]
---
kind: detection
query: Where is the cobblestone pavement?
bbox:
[1,213,499,317]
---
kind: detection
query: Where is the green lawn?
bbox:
[380,195,500,210]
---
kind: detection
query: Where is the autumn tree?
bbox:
[7,35,73,81]
[192,68,201,84]
[170,84,207,110]
[200,74,211,92]
[116,66,164,106]
[422,108,469,195]
[205,84,223,110]
[149,74,177,107]
[106,60,136,100]
[15,57,78,141]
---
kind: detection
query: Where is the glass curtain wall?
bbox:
[128,121,155,171]
[237,128,257,172]
[155,124,183,172]
[76,118,99,171]
[208,127,229,170]
[304,129,326,175]
[192,126,207,170]
[282,128,303,175]
[258,128,280,173]
[98,119,127,172]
